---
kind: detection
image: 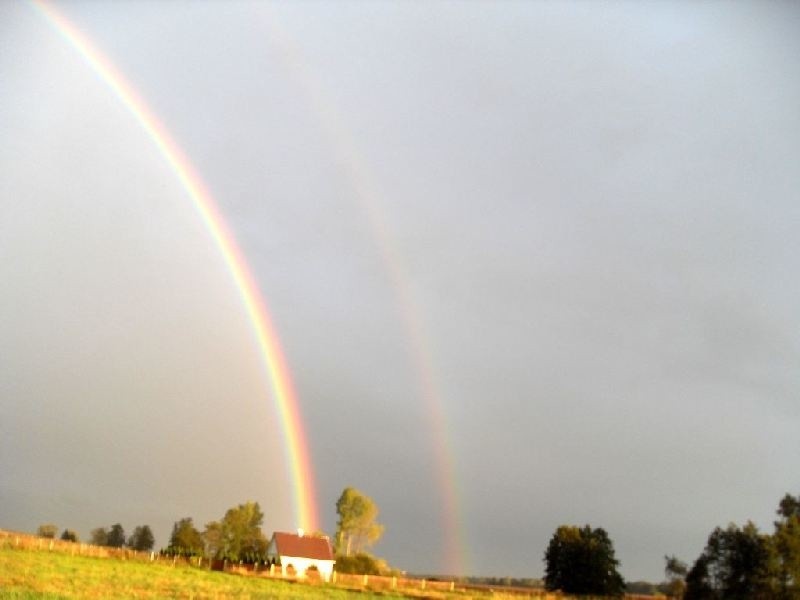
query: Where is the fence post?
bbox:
[331,570,336,584]
[392,576,397,589]
[363,574,368,586]
[421,579,426,590]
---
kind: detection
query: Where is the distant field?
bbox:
[0,547,404,599]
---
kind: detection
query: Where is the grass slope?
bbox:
[0,548,396,599]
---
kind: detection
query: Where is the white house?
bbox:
[266,530,335,582]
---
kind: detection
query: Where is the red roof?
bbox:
[272,532,334,560]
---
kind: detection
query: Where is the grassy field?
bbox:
[0,547,409,599]
[0,545,631,599]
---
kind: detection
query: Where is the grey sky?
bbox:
[1,0,799,581]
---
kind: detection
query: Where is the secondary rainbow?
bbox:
[259,12,467,574]
[32,0,319,532]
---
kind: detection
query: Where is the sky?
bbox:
[1,0,799,582]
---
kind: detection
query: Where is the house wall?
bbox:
[279,555,335,582]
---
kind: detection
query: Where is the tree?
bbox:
[335,487,384,556]
[664,554,688,598]
[127,525,155,552]
[685,554,714,600]
[773,493,800,599]
[684,522,774,600]
[107,523,126,548]
[218,501,267,561]
[543,524,626,597]
[169,518,204,556]
[90,527,108,546]
[202,521,223,559]
[60,529,79,543]
[778,494,800,521]
[36,524,57,539]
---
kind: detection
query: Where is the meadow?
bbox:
[0,546,396,599]
[0,543,562,600]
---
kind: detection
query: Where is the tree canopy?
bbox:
[543,524,625,597]
[663,554,688,598]
[127,525,155,552]
[168,518,204,556]
[60,529,79,543]
[774,493,800,598]
[683,493,800,600]
[89,527,108,547]
[106,523,126,548]
[684,521,773,600]
[335,487,384,557]
[202,521,223,559]
[218,501,267,561]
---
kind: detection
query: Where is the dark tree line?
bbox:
[36,522,154,551]
[666,493,800,600]
[89,523,155,552]
[541,494,800,599]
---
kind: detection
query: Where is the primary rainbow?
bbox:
[32,0,319,532]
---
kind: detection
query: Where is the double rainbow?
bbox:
[32,0,318,532]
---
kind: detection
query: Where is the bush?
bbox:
[334,553,382,575]
[36,524,58,539]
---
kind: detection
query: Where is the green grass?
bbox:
[0,547,404,599]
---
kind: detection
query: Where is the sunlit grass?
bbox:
[0,547,399,599]
[0,544,567,599]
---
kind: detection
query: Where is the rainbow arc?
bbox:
[32,0,318,532]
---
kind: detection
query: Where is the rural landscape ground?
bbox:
[0,533,521,600]
[0,531,646,600]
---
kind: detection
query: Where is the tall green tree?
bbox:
[684,522,774,600]
[773,493,800,599]
[543,524,626,597]
[335,487,384,556]
[127,525,155,552]
[169,518,204,556]
[107,523,126,548]
[219,501,267,561]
